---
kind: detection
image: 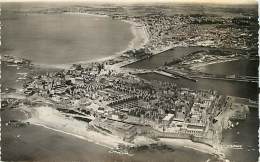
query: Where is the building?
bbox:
[162,113,174,125]
[97,119,137,142]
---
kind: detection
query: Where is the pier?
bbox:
[190,75,258,83]
[160,69,197,82]
[153,70,180,79]
[127,69,180,79]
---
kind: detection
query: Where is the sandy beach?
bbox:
[21,105,228,159]
[122,20,149,50]
[25,106,132,149]
[159,138,222,155]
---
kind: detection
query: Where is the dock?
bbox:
[153,70,180,79]
[190,75,258,83]
[161,69,197,82]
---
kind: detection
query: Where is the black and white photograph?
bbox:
[0,0,259,162]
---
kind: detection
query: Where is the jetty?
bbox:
[190,74,258,83]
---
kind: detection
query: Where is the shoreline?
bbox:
[158,138,229,162]
[5,100,228,160]
[21,105,226,158]
[29,122,115,150]
[159,138,224,156]
[25,106,132,149]
[28,117,227,159]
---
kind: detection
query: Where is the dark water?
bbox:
[198,59,259,76]
[222,108,259,162]
[1,5,133,65]
[126,46,258,100]
[137,72,258,100]
[125,47,204,69]
[1,110,213,162]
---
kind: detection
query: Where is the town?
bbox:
[13,62,248,146]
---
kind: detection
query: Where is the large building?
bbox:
[96,119,138,142]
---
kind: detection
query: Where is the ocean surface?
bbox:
[125,47,204,69]
[1,6,134,65]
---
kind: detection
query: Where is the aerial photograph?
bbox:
[0,0,259,162]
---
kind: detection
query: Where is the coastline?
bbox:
[122,20,149,50]
[26,113,227,160]
[25,106,132,149]
[159,138,229,162]
[159,138,224,156]
[21,105,226,158]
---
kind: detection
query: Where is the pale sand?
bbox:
[159,138,226,158]
[189,58,239,70]
[25,106,132,149]
[122,20,149,50]
[21,105,228,159]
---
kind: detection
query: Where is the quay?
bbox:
[126,68,180,79]
[153,70,180,79]
[190,75,258,83]
[161,69,198,82]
